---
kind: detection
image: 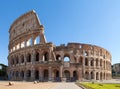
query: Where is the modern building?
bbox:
[8,10,112,81]
[112,63,120,77]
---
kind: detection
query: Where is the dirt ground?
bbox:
[0,81,56,89]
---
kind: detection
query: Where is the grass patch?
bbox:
[77,82,120,89]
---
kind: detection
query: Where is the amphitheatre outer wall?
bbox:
[8,10,112,81]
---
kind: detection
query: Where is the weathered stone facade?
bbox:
[8,10,112,81]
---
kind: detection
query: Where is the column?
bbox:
[98,72,100,80]
[98,59,100,68]
[39,67,43,81]
[88,72,91,80]
[70,70,73,81]
[60,65,63,81]
[88,58,91,67]
[24,71,27,81]
[94,59,96,68]
[48,66,52,81]
[94,71,96,80]
[77,68,81,81]
[31,67,35,81]
[32,51,35,64]
[32,35,34,46]
[82,57,85,79]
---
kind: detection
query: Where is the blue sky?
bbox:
[0,0,120,65]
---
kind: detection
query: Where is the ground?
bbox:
[0,81,82,89]
[0,79,120,89]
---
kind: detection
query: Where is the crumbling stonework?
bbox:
[8,10,112,81]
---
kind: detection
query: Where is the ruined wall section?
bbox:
[9,10,47,54]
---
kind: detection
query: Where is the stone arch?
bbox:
[43,52,49,61]
[64,70,70,80]
[21,55,24,63]
[20,71,24,79]
[21,41,25,48]
[96,72,99,80]
[27,70,31,78]
[35,70,39,80]
[90,58,94,66]
[35,52,39,61]
[100,72,102,80]
[27,53,31,62]
[16,56,19,64]
[34,36,40,45]
[26,37,32,46]
[85,71,89,79]
[16,71,19,78]
[91,71,94,79]
[64,54,70,62]
[43,69,49,81]
[56,54,61,61]
[104,72,106,80]
[79,57,83,65]
[73,71,78,81]
[85,58,88,66]
[84,51,88,56]
[53,69,59,81]
[96,58,99,66]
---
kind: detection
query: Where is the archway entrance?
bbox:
[44,70,48,81]
[64,70,70,81]
[54,70,60,81]
[35,70,39,80]
[73,71,78,81]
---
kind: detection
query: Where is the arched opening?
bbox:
[21,41,25,48]
[96,58,98,66]
[84,51,88,56]
[16,71,19,78]
[79,57,83,65]
[104,73,106,80]
[16,43,20,50]
[100,59,102,66]
[43,52,49,61]
[73,71,78,81]
[54,70,59,81]
[85,71,89,79]
[104,61,105,69]
[34,36,40,45]
[20,71,24,79]
[64,56,70,62]
[44,70,48,81]
[26,38,32,46]
[35,52,39,61]
[64,70,70,81]
[27,53,31,62]
[85,58,88,66]
[56,55,61,61]
[21,55,24,63]
[90,58,94,66]
[27,70,31,78]
[96,72,99,80]
[16,56,19,64]
[100,72,102,80]
[91,71,94,79]
[35,70,39,80]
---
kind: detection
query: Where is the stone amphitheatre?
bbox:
[7,10,112,82]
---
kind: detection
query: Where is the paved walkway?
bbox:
[51,83,82,89]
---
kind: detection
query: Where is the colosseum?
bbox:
[8,10,112,82]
